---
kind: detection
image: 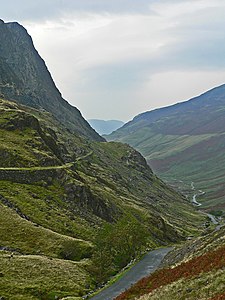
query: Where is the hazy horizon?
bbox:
[1,0,225,122]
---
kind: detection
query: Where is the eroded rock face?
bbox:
[0,21,103,142]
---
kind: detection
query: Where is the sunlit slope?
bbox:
[107,84,225,212]
[0,98,203,299]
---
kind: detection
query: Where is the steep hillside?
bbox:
[107,85,225,213]
[0,20,205,299]
[0,98,204,299]
[0,20,102,141]
[88,119,124,135]
[115,225,225,300]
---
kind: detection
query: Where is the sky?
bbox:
[1,0,225,122]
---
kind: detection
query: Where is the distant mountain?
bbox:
[0,20,102,141]
[88,119,124,135]
[107,84,225,213]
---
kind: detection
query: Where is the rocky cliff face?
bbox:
[0,20,103,141]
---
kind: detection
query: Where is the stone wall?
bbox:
[0,168,63,184]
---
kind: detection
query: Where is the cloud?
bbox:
[136,70,225,112]
[1,0,225,120]
[1,0,156,22]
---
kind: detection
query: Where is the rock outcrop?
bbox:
[0,21,103,141]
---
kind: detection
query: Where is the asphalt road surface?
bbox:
[90,247,173,300]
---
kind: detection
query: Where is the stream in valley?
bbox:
[190,182,221,229]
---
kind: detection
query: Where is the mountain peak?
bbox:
[0,21,103,141]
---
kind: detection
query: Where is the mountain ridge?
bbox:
[107,84,225,213]
[0,20,103,141]
[134,84,225,118]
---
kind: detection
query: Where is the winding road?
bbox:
[89,183,219,300]
[89,247,172,300]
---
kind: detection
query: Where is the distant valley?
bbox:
[107,85,225,215]
[88,119,124,135]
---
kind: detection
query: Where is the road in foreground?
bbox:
[89,247,172,300]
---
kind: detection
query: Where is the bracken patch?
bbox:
[115,245,225,300]
[209,292,225,300]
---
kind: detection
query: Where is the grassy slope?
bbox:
[0,252,92,300]
[0,99,204,298]
[0,203,92,258]
[107,91,225,212]
[116,128,225,211]
[115,226,225,300]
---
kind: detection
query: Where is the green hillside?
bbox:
[0,98,204,299]
[107,85,225,213]
[0,20,211,299]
